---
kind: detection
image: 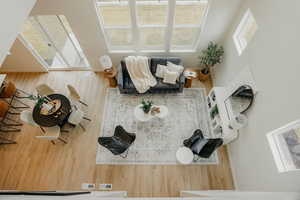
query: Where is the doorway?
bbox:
[21,15,90,70]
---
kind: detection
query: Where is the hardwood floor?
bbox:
[0,71,234,197]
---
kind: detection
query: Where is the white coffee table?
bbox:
[134,104,153,122]
[134,104,169,122]
[176,147,194,164]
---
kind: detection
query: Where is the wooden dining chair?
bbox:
[0,100,22,134]
[67,84,88,107]
[36,84,55,96]
[0,81,30,109]
[67,106,91,131]
[35,126,67,144]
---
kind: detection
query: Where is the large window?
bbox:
[233,9,258,55]
[96,0,209,52]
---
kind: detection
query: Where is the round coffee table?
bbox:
[176,147,194,164]
[134,104,153,122]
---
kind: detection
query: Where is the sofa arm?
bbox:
[117,64,124,89]
[179,73,186,85]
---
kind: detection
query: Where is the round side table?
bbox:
[104,68,117,87]
[176,147,194,164]
[183,69,198,88]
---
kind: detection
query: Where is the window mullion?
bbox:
[129,0,139,52]
[165,0,176,52]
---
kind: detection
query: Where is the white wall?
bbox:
[214,0,300,192]
[0,0,37,66]
[1,37,47,72]
[30,0,242,70]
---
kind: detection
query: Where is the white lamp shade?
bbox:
[99,55,112,69]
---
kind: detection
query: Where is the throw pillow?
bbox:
[167,62,184,74]
[155,64,166,78]
[163,68,179,84]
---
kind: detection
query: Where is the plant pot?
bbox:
[198,70,210,81]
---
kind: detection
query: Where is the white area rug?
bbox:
[96,88,218,165]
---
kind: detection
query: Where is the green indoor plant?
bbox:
[27,94,48,108]
[198,41,224,81]
[140,99,153,114]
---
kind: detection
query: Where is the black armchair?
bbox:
[183,129,223,159]
[98,125,136,158]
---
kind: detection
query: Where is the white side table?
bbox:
[176,147,194,164]
[155,105,168,119]
[134,104,169,122]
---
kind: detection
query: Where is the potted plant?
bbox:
[140,99,153,114]
[198,41,224,81]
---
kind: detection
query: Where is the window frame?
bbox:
[233,9,258,56]
[95,0,210,53]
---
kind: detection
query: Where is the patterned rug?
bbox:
[96,88,218,165]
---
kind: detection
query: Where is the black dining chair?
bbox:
[98,125,136,158]
[183,129,223,159]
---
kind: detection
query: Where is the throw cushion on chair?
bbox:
[191,138,208,154]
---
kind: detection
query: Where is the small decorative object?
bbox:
[228,113,248,130]
[183,71,197,78]
[27,94,48,109]
[140,99,153,114]
[210,105,219,119]
[198,41,224,81]
[150,106,160,116]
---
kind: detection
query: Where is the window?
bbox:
[96,0,209,52]
[233,9,258,55]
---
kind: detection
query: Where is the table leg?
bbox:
[185,79,192,88]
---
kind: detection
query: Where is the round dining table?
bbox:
[32,94,72,127]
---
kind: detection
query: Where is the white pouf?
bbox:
[176,147,194,164]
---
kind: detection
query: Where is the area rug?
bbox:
[96,88,218,165]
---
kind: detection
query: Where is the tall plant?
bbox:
[199,41,224,74]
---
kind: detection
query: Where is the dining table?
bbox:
[32,94,72,127]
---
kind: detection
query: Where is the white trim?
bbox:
[97,1,128,6]
[165,0,175,52]
[129,0,139,52]
[233,9,258,56]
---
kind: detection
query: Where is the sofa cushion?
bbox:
[156,78,180,89]
[150,57,182,74]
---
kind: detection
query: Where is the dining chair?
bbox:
[36,84,55,96]
[68,105,91,131]
[67,84,88,107]
[0,100,22,133]
[0,81,30,109]
[20,110,47,134]
[20,110,38,126]
[35,126,67,144]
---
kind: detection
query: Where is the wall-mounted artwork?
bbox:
[267,120,300,173]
